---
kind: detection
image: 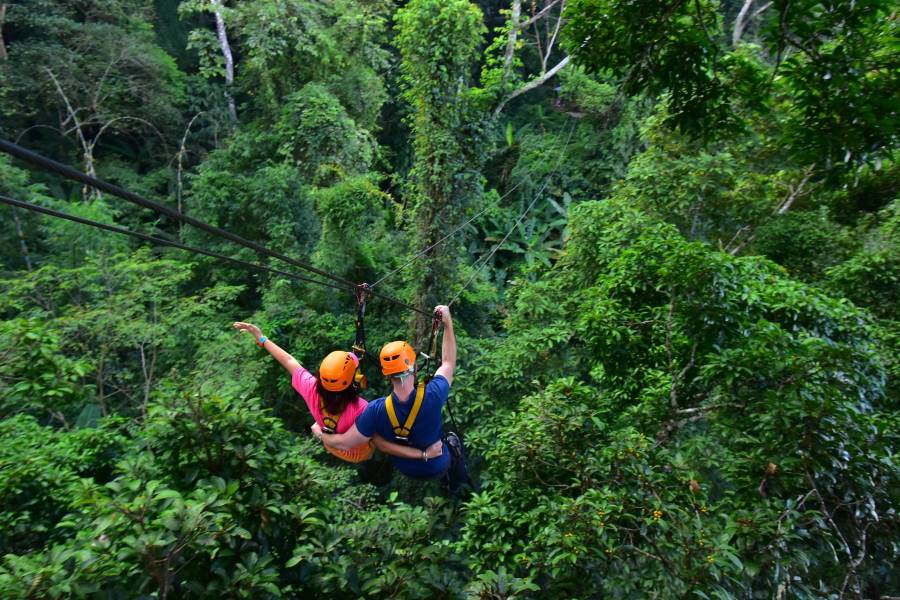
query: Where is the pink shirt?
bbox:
[291,366,367,433]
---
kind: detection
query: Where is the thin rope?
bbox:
[370,177,528,288]
[0,194,352,292]
[448,120,578,307]
[0,139,431,317]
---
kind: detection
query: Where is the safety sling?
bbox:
[386,381,426,443]
[319,400,341,435]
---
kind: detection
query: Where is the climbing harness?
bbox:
[385,380,426,443]
[382,310,439,443]
[319,402,341,435]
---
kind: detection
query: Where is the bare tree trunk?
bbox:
[46,68,100,200]
[11,208,33,271]
[138,341,157,419]
[0,4,8,60]
[733,0,755,46]
[500,0,522,89]
[96,354,108,417]
[733,0,772,46]
[210,0,237,123]
[176,112,203,240]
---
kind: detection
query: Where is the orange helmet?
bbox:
[319,351,360,392]
[379,341,416,376]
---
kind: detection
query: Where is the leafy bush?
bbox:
[0,415,130,555]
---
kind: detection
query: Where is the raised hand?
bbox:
[434,305,451,326]
[233,321,262,339]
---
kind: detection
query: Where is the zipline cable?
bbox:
[0,138,352,289]
[0,194,352,292]
[448,120,578,307]
[370,177,528,288]
[0,139,431,317]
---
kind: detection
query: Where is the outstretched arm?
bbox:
[433,305,456,386]
[233,322,300,375]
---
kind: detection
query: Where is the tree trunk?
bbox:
[11,207,33,271]
[0,3,6,60]
[0,4,8,60]
[733,0,754,46]
[210,0,237,123]
[411,190,447,346]
[500,0,522,89]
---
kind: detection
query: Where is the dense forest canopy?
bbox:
[0,0,897,597]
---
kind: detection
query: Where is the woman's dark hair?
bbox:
[316,377,359,416]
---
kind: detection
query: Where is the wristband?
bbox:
[422,449,428,462]
[256,336,267,348]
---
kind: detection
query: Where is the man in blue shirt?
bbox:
[314,305,469,490]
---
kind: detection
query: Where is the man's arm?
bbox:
[314,422,370,451]
[433,305,456,386]
[233,322,300,374]
[312,423,443,460]
[373,435,443,460]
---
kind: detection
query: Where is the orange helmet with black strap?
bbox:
[318,350,360,392]
[379,341,416,377]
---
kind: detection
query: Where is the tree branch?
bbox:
[776,165,815,214]
[518,0,563,30]
[46,67,100,199]
[175,112,204,239]
[493,55,570,117]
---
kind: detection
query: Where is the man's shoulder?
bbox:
[426,374,449,388]
[425,375,450,399]
[362,396,387,413]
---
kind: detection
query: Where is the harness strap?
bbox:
[386,381,426,441]
[319,398,340,434]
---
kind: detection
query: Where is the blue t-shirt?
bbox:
[355,375,450,478]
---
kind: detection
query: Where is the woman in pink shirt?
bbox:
[233,321,442,463]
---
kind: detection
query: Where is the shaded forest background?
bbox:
[0,0,897,597]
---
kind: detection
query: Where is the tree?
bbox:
[395,0,486,339]
[1,0,186,180]
[563,0,899,172]
[457,198,898,597]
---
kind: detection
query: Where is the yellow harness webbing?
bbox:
[386,381,425,441]
[319,398,340,433]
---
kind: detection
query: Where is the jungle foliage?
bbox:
[0,0,897,598]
